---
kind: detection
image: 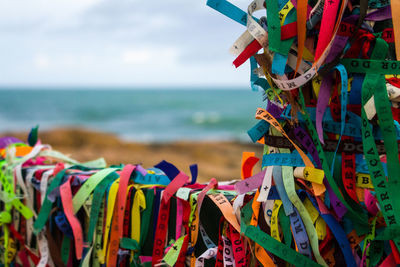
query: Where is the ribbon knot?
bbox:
[358,32,376,59]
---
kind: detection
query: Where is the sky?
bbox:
[0,0,253,88]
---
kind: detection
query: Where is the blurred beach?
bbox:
[2,128,262,182]
[0,88,264,182]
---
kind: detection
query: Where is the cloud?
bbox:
[0,0,251,87]
[121,47,179,67]
[122,50,151,64]
[0,0,98,32]
[33,54,51,69]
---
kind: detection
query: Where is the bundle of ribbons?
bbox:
[0,134,244,267]
[205,0,400,265]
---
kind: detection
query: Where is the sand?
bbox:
[1,128,262,183]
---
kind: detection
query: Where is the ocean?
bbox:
[0,88,266,142]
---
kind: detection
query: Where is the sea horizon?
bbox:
[0,85,250,91]
[0,88,265,143]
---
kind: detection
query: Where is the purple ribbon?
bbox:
[266,102,284,118]
[343,5,392,23]
[235,169,266,194]
[0,137,22,149]
[316,74,334,144]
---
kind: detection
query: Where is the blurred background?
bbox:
[0,0,264,180]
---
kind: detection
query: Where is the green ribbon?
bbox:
[139,189,155,249]
[61,236,70,266]
[278,205,292,246]
[120,238,140,251]
[375,226,400,240]
[265,0,282,54]
[369,239,384,267]
[341,58,400,74]
[28,125,39,146]
[374,71,400,219]
[359,37,400,253]
[86,172,118,244]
